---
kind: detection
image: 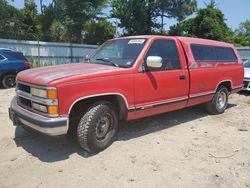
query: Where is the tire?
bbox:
[77,102,118,153]
[2,74,16,89]
[206,86,229,115]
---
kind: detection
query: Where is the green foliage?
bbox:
[0,0,21,39]
[49,20,66,42]
[234,20,250,46]
[156,0,197,32]
[168,17,196,36]
[0,0,108,43]
[54,0,107,43]
[237,20,250,36]
[111,0,159,35]
[19,0,40,40]
[38,4,56,41]
[170,0,197,22]
[0,0,249,47]
[84,19,115,45]
[169,4,233,42]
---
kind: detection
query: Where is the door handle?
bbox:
[179,75,185,80]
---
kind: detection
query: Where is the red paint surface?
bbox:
[17,36,244,120]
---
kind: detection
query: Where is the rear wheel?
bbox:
[206,86,229,115]
[2,74,16,88]
[77,102,118,153]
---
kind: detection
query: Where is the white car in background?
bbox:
[243,60,250,91]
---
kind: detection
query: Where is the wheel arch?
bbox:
[216,80,232,92]
[68,93,129,121]
[0,71,17,79]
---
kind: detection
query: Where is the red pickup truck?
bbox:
[9,36,243,153]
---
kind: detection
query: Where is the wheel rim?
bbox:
[6,76,15,87]
[95,113,113,140]
[217,91,226,109]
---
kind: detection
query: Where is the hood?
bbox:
[244,67,250,78]
[17,63,125,86]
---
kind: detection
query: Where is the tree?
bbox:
[0,0,20,39]
[156,0,197,32]
[39,0,44,14]
[193,5,233,41]
[169,3,233,42]
[54,0,107,43]
[234,20,250,46]
[168,17,195,36]
[49,20,66,42]
[38,3,56,41]
[170,0,197,22]
[236,20,250,37]
[111,0,159,35]
[18,0,41,40]
[84,19,115,44]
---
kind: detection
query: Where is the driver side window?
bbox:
[146,39,181,71]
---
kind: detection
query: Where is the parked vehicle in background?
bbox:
[243,60,250,91]
[0,49,31,88]
[9,36,244,153]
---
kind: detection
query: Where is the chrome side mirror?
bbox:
[146,56,163,68]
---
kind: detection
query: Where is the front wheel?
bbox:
[206,86,229,115]
[77,102,118,153]
[2,74,16,88]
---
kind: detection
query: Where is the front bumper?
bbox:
[9,97,68,136]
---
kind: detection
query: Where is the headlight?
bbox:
[32,102,47,113]
[31,87,57,99]
[31,88,47,98]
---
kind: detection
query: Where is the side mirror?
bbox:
[85,54,90,61]
[146,56,163,68]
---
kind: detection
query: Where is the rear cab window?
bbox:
[191,44,238,62]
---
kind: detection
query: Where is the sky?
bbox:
[10,0,250,30]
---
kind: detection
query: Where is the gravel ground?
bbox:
[0,88,250,188]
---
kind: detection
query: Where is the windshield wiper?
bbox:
[95,58,119,67]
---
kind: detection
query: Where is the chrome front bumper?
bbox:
[9,97,68,136]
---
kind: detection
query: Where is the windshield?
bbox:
[90,38,147,68]
[244,60,250,68]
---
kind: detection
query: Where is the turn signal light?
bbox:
[47,89,57,99]
[48,105,58,115]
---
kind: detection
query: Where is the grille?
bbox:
[17,82,30,93]
[16,81,58,117]
[17,96,32,109]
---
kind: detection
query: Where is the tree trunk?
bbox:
[40,0,43,14]
[161,8,164,33]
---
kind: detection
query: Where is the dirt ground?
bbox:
[0,88,250,188]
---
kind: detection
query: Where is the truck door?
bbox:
[134,39,189,118]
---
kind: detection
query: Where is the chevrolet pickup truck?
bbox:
[9,36,244,153]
